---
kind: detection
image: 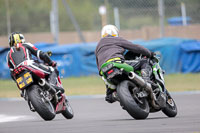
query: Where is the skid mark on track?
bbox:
[0,114,33,123]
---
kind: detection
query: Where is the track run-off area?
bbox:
[0,92,200,133]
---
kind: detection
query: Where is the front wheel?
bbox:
[162,90,177,117]
[27,85,56,121]
[117,80,149,119]
[62,98,74,119]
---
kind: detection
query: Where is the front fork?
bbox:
[152,63,166,93]
[152,63,167,108]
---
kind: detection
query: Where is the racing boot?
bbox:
[48,69,65,94]
[112,91,119,102]
[56,90,63,102]
[105,86,117,103]
[102,76,118,103]
[53,85,65,94]
[141,65,158,89]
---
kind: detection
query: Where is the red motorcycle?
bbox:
[12,60,74,121]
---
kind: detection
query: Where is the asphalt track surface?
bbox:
[0,92,200,133]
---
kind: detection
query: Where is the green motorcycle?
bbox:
[100,51,177,119]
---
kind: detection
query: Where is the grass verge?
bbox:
[0,73,200,98]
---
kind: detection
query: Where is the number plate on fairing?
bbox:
[16,72,33,89]
[107,68,122,79]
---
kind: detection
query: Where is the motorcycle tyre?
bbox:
[162,90,177,117]
[62,98,74,119]
[117,80,149,119]
[27,85,56,121]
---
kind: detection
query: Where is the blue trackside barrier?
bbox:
[0,37,200,79]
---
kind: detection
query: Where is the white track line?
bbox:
[0,114,33,123]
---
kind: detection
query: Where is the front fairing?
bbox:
[151,56,166,93]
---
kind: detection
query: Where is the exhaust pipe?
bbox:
[128,72,160,109]
[38,79,56,94]
[38,78,45,86]
[128,72,151,90]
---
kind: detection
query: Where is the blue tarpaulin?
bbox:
[0,37,200,79]
[179,40,200,73]
[167,17,191,26]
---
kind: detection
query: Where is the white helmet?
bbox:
[101,24,119,38]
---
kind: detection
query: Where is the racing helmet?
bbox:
[9,32,25,47]
[101,24,119,38]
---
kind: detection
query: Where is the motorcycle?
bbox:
[12,59,74,121]
[100,51,177,119]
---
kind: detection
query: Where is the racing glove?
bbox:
[150,51,156,59]
[50,61,57,67]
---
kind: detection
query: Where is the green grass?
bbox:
[164,73,200,92]
[61,76,105,95]
[0,73,200,98]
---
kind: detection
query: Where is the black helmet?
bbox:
[9,32,25,47]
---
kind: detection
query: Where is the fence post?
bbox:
[158,0,165,37]
[51,0,59,44]
[5,0,11,36]
[181,2,187,26]
[62,0,86,43]
[114,7,120,30]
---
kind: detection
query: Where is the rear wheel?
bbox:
[162,90,177,117]
[117,80,149,119]
[62,98,74,119]
[27,85,56,121]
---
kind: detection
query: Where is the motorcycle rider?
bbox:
[6,32,64,97]
[95,25,155,103]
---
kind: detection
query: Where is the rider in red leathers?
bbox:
[6,32,64,96]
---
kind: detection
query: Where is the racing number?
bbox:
[24,72,32,84]
[16,72,33,89]
[16,76,25,88]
